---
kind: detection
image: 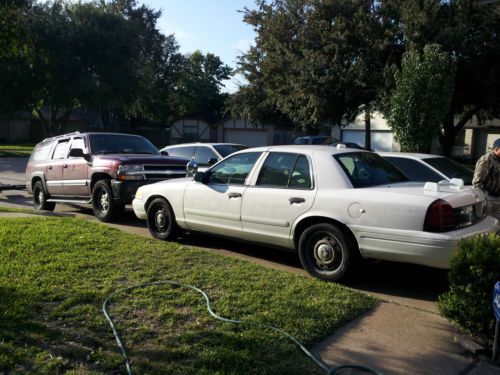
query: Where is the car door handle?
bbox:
[48,166,52,170]
[289,197,305,204]
[228,192,242,199]
[63,164,68,168]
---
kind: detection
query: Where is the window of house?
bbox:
[183,125,198,141]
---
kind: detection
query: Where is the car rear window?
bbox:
[423,157,473,185]
[335,152,409,188]
[383,157,444,183]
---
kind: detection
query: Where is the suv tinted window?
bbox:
[166,146,196,160]
[31,141,53,162]
[194,147,218,166]
[257,152,312,189]
[53,140,69,159]
[336,152,408,188]
[207,152,261,185]
[384,157,443,183]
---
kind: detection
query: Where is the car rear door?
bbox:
[45,139,69,195]
[240,152,317,248]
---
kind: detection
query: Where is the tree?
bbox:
[396,0,500,155]
[387,44,455,153]
[232,0,403,140]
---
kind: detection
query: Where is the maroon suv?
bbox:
[26,132,189,221]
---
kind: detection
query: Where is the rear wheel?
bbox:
[298,223,357,282]
[32,181,55,211]
[146,198,178,240]
[92,180,121,222]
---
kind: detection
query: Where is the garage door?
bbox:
[224,129,268,147]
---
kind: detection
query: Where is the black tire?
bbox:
[146,198,178,240]
[298,223,357,282]
[32,181,56,211]
[92,180,119,222]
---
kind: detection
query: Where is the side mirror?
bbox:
[160,150,169,155]
[194,171,207,183]
[69,148,85,158]
[186,159,198,174]
[208,158,218,165]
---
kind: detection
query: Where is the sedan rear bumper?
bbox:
[350,215,499,269]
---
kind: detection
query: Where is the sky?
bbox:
[141,0,258,92]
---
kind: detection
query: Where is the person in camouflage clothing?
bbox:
[473,138,500,220]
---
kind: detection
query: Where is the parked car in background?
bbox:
[160,143,247,171]
[26,132,189,222]
[293,135,338,145]
[330,142,366,150]
[133,146,497,282]
[378,152,474,185]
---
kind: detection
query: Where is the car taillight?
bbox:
[424,199,458,232]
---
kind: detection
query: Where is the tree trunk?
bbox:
[440,106,480,157]
[364,104,371,151]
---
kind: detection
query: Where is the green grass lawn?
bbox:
[0,217,377,375]
[0,143,34,157]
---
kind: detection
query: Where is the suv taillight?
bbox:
[424,199,457,232]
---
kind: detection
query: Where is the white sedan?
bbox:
[133,146,498,281]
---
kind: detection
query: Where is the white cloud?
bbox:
[231,39,253,53]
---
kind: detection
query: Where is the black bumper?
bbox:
[111,180,149,204]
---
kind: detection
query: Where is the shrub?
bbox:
[438,234,500,338]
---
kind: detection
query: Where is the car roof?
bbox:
[162,142,244,148]
[239,144,370,155]
[40,132,144,143]
[378,152,444,160]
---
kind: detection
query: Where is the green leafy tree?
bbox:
[387,44,455,153]
[232,0,403,139]
[396,0,500,155]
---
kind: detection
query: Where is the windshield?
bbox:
[213,144,247,158]
[335,152,409,188]
[424,157,474,185]
[89,134,159,155]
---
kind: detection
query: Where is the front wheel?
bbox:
[32,181,55,211]
[146,198,178,240]
[298,223,357,282]
[92,180,122,222]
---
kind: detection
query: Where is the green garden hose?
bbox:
[103,280,382,375]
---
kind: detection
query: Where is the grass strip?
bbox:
[0,217,378,374]
[0,143,34,157]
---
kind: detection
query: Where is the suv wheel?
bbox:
[92,180,122,222]
[32,181,56,211]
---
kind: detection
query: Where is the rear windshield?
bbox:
[89,134,159,155]
[335,152,409,188]
[424,157,473,185]
[213,144,247,158]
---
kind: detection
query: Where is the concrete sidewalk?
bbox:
[1,210,498,374]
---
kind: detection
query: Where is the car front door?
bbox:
[45,139,69,196]
[241,152,317,248]
[183,152,263,237]
[63,137,90,196]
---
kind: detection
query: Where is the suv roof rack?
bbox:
[42,131,81,142]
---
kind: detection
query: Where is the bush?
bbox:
[438,234,500,338]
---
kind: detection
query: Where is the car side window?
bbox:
[69,138,85,152]
[207,152,261,185]
[194,146,218,166]
[166,146,195,160]
[385,157,443,182]
[52,140,69,160]
[31,141,54,162]
[257,152,311,189]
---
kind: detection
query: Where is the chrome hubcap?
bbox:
[100,192,109,211]
[155,210,166,229]
[38,190,44,204]
[314,242,335,265]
